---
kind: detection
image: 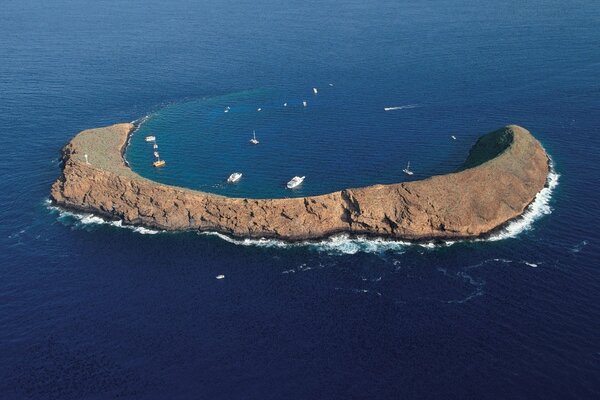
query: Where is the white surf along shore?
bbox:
[47,158,559,255]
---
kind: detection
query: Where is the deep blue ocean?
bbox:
[2,0,600,398]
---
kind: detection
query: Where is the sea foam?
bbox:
[484,160,559,242]
[46,158,559,254]
[47,202,160,235]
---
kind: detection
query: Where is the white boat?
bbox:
[302,101,307,107]
[451,135,457,140]
[283,102,287,107]
[153,151,160,158]
[403,161,414,176]
[227,172,242,183]
[328,83,334,87]
[144,135,156,142]
[287,176,305,189]
[257,107,262,112]
[216,275,225,280]
[313,87,318,94]
[153,143,158,149]
[249,130,259,145]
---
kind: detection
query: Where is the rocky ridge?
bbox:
[51,123,550,241]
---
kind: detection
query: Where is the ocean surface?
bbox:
[1,0,600,398]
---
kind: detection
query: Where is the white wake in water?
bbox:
[384,104,419,111]
[46,159,559,254]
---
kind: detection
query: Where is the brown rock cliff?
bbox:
[51,123,549,241]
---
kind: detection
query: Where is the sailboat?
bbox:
[403,161,413,176]
[249,130,259,145]
[153,152,165,167]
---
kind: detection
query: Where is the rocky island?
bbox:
[51,123,550,241]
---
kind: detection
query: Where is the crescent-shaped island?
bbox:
[51,123,550,241]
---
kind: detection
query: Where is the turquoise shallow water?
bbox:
[126,88,472,198]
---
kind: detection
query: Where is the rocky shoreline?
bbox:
[51,123,550,241]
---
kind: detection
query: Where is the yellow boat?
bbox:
[153,160,166,168]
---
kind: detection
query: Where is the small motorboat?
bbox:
[302,101,307,107]
[249,130,259,145]
[145,135,156,142]
[153,151,160,158]
[153,159,166,168]
[328,83,334,87]
[257,107,262,112]
[283,102,288,107]
[287,176,305,189]
[153,143,158,149]
[216,275,225,280]
[403,161,413,176]
[224,106,230,113]
[313,87,318,94]
[227,172,242,183]
[451,135,457,140]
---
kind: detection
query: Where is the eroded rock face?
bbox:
[51,123,550,241]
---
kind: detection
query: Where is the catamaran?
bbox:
[249,130,259,145]
[145,135,156,142]
[403,161,413,176]
[227,172,242,183]
[287,176,305,189]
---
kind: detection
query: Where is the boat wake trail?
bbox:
[384,104,419,111]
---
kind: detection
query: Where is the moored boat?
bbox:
[287,176,305,189]
[227,172,242,183]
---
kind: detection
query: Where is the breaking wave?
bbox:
[199,232,415,255]
[46,201,161,235]
[483,160,559,241]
